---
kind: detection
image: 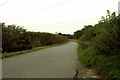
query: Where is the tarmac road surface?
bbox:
[3,42,79,78]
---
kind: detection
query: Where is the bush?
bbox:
[2,23,68,53]
[80,25,96,41]
[93,12,120,55]
[76,11,120,78]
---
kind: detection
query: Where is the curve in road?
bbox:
[3,42,79,78]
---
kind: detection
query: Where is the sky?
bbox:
[119,1,120,14]
[0,0,119,34]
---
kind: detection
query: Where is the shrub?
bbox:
[2,23,68,53]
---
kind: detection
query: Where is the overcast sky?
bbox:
[0,0,119,34]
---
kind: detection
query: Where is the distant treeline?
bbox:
[1,23,68,53]
[74,11,120,78]
[57,32,74,39]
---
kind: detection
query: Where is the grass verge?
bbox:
[77,41,120,78]
[2,42,68,59]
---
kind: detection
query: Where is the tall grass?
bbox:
[77,41,120,78]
